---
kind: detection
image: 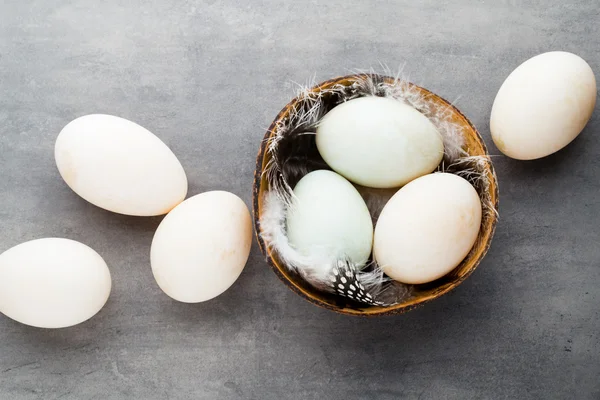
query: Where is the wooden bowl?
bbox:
[252,74,499,316]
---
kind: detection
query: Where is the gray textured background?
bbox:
[0,1,599,399]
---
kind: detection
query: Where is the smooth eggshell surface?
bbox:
[374,173,481,284]
[286,170,373,267]
[316,96,444,188]
[55,114,188,216]
[491,51,597,160]
[151,191,252,303]
[0,238,111,328]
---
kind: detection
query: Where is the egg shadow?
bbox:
[0,293,119,351]
[257,288,490,387]
[149,241,267,338]
[40,177,167,243]
[72,195,165,232]
[268,230,518,369]
[151,293,249,344]
[488,121,593,181]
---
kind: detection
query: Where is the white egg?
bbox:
[491,51,597,160]
[55,114,188,216]
[151,191,252,303]
[316,96,444,188]
[0,238,111,328]
[374,173,481,284]
[286,170,373,267]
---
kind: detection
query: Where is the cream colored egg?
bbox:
[0,238,111,328]
[491,51,597,160]
[316,96,444,188]
[151,191,252,303]
[55,114,188,216]
[374,173,481,284]
[286,170,373,267]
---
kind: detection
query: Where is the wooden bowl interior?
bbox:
[253,75,499,316]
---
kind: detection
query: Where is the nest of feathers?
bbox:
[258,73,497,308]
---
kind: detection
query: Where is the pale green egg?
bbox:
[286,170,373,267]
[316,96,444,189]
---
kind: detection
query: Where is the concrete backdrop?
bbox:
[0,1,598,399]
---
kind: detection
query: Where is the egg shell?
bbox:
[316,96,444,188]
[151,191,252,303]
[286,170,373,267]
[491,51,597,160]
[55,114,188,216]
[0,238,111,329]
[374,173,482,284]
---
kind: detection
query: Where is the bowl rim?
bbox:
[252,73,499,316]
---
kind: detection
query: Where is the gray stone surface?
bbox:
[0,1,599,399]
